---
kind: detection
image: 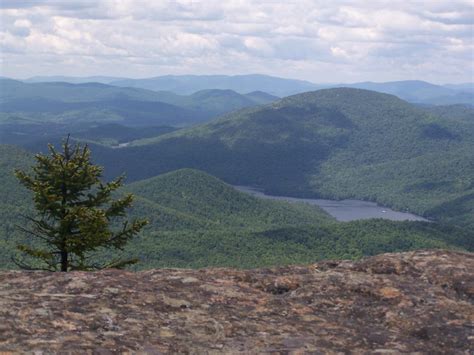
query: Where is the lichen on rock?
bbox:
[0,250,472,353]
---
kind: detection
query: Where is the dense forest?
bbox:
[0,145,472,269]
[66,88,474,229]
[1,85,473,270]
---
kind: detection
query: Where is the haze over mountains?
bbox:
[0,78,278,125]
[7,74,474,104]
[0,78,278,145]
[1,74,472,147]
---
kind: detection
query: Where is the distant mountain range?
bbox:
[340,80,473,105]
[0,79,278,130]
[14,74,474,105]
[24,75,127,84]
[109,74,317,97]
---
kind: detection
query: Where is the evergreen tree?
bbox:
[14,136,148,271]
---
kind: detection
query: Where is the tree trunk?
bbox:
[60,251,68,272]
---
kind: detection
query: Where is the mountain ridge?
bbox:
[85,88,474,228]
[14,74,473,105]
[0,79,279,130]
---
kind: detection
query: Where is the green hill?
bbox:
[88,88,474,228]
[115,169,474,268]
[184,89,264,115]
[125,168,331,230]
[1,147,472,269]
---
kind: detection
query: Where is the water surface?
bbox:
[235,186,428,222]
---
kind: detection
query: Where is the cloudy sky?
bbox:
[0,0,473,83]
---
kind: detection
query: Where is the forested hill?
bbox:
[123,168,333,232]
[87,88,474,228]
[1,147,472,270]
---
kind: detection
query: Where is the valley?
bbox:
[0,145,472,270]
[81,88,473,230]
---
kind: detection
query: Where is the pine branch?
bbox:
[11,255,55,272]
[15,224,51,243]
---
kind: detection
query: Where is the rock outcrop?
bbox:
[0,249,473,353]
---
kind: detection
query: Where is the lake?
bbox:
[234,186,429,222]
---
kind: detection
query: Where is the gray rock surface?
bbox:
[0,249,472,353]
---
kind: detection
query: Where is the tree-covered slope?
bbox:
[125,168,331,230]
[0,145,34,215]
[184,89,265,115]
[1,147,472,270]
[422,104,474,123]
[126,220,472,269]
[0,145,35,266]
[122,171,474,268]
[88,88,474,227]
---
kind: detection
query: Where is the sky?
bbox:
[0,0,473,83]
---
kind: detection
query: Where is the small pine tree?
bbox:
[14,136,148,271]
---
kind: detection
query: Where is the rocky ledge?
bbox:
[0,249,473,353]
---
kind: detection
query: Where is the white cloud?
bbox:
[0,0,472,83]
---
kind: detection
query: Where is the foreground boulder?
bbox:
[0,249,472,353]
